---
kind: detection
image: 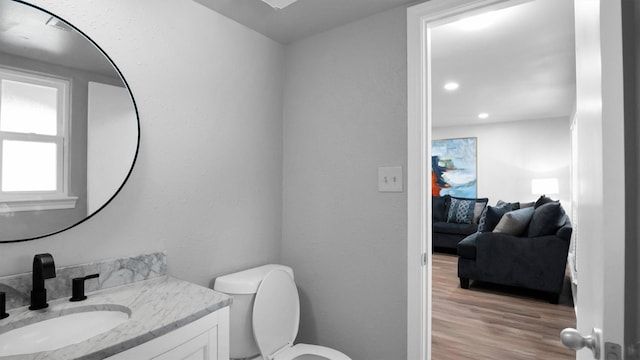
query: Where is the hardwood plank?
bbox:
[432,252,576,359]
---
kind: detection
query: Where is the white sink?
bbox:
[0,307,130,356]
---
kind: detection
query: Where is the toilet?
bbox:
[214,264,351,360]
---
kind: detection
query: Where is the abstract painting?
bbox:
[432,137,477,198]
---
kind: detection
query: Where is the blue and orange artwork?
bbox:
[432,137,477,198]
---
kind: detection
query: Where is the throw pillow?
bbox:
[477,200,512,231]
[447,197,475,224]
[496,200,520,211]
[528,202,567,237]
[480,206,510,232]
[432,195,450,222]
[520,201,535,209]
[471,198,489,224]
[476,206,489,232]
[493,206,535,236]
[534,195,559,209]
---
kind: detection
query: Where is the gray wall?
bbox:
[282,6,408,360]
[1,0,284,290]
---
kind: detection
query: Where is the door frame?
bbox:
[407,0,628,359]
[407,1,521,359]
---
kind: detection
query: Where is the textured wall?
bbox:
[1,0,284,288]
[282,6,408,360]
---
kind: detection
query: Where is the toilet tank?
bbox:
[213,264,294,359]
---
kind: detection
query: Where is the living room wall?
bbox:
[433,117,572,214]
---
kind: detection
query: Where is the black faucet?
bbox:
[29,253,56,310]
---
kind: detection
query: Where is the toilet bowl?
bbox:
[214,265,351,360]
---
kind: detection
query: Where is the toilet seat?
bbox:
[272,343,352,360]
[252,269,351,360]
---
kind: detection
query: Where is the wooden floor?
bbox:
[431,252,576,360]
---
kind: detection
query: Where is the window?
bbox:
[0,67,76,212]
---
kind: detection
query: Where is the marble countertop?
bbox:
[0,276,232,360]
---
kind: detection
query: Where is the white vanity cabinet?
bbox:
[106,307,229,360]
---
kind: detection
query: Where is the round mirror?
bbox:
[0,0,139,242]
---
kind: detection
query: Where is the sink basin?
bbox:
[0,307,130,356]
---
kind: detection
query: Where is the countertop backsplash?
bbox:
[0,252,166,310]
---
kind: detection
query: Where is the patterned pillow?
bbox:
[479,206,510,232]
[447,197,476,224]
[477,201,513,232]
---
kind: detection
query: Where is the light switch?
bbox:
[378,166,403,192]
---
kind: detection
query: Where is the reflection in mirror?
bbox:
[0,0,139,242]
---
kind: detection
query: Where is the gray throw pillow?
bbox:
[471,198,489,224]
[528,202,566,237]
[493,207,535,236]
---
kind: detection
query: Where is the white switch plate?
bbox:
[378,166,403,192]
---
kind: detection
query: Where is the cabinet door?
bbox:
[104,308,228,360]
[153,329,217,360]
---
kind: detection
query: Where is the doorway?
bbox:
[407,0,628,359]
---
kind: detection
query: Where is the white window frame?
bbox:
[0,67,77,213]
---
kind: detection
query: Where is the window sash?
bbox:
[0,67,72,209]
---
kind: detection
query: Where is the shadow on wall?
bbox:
[297,286,318,343]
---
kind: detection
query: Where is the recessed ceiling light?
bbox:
[478,113,489,119]
[444,82,459,91]
[261,0,298,9]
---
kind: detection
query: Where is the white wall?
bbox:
[433,117,572,213]
[87,82,138,215]
[282,6,408,360]
[1,0,284,289]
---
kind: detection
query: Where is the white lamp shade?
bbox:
[531,178,559,195]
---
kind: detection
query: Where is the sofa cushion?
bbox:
[457,233,478,259]
[432,195,451,222]
[493,206,535,236]
[528,202,567,237]
[433,221,478,236]
[447,197,476,224]
[480,206,510,232]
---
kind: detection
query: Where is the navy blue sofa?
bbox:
[432,195,488,251]
[457,198,572,303]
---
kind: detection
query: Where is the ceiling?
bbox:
[0,0,575,128]
[193,0,420,44]
[0,0,117,78]
[430,0,576,127]
[196,0,576,127]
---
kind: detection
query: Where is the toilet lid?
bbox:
[252,269,300,359]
